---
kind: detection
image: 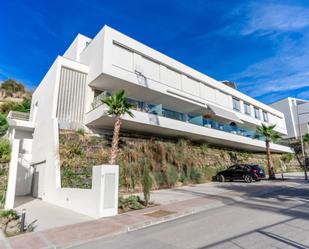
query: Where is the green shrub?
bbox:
[166,164,178,187]
[0,209,19,219]
[76,128,85,136]
[190,167,202,183]
[179,170,188,184]
[66,142,82,157]
[280,153,293,163]
[61,167,92,189]
[154,171,166,187]
[118,195,144,210]
[141,161,152,206]
[0,139,10,162]
[0,114,9,137]
[203,167,217,181]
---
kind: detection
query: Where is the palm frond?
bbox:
[101,90,134,117]
[255,123,282,142]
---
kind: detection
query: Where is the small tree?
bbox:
[256,124,281,179]
[141,161,152,206]
[101,90,134,164]
[0,114,9,137]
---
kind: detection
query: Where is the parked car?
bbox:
[216,164,265,183]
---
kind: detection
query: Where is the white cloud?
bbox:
[220,3,309,37]
[242,4,309,35]
[222,3,309,102]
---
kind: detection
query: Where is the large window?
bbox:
[254,107,260,119]
[233,98,240,112]
[244,102,251,115]
[263,111,269,122]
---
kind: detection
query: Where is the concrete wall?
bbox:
[31,117,118,218]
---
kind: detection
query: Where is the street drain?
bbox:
[144,210,176,218]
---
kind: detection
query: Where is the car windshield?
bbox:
[250,165,262,170]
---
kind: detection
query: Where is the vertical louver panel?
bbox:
[56,67,87,123]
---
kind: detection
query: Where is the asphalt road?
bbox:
[71,183,309,249]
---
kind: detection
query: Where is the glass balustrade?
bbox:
[93,94,267,141]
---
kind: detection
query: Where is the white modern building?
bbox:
[5,25,292,218]
[270,97,309,139]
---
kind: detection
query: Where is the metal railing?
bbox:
[91,91,109,109]
[7,111,30,121]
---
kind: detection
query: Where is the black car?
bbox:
[216,164,265,183]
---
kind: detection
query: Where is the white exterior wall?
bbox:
[63,34,92,62]
[271,98,309,138]
[28,54,119,218]
[78,26,286,135]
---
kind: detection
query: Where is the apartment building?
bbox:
[5,25,292,217]
[270,97,309,139]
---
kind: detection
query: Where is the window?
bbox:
[254,107,260,119]
[233,98,240,112]
[263,111,269,122]
[244,102,251,115]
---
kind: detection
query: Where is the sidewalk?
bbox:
[0,172,306,249]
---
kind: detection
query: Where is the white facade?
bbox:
[270,97,309,139]
[5,25,292,217]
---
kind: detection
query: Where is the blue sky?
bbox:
[0,0,308,104]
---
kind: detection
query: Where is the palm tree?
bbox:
[256,124,281,179]
[101,90,134,165]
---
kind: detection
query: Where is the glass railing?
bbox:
[91,91,110,109]
[93,94,266,142]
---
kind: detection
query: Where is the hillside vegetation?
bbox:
[0,79,31,115]
[59,130,300,192]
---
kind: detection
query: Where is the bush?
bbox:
[0,139,10,162]
[154,171,166,188]
[141,161,152,206]
[0,114,9,137]
[166,164,178,187]
[76,128,85,136]
[118,195,144,210]
[179,170,188,184]
[203,167,217,181]
[190,167,202,183]
[280,153,293,163]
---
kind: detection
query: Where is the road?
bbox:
[71,182,309,249]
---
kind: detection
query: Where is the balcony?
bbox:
[7,111,30,121]
[7,111,34,131]
[91,94,263,141]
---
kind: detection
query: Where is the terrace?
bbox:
[91,92,262,142]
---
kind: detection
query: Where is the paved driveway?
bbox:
[14,197,93,231]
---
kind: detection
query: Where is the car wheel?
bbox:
[218,174,225,182]
[244,175,253,183]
